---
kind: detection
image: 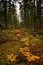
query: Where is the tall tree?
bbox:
[37,0,41,31]
[23,0,28,27]
[4,0,7,29]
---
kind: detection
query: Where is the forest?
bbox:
[0,0,43,65]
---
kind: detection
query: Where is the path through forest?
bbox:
[0,28,43,65]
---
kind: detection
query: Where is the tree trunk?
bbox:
[37,0,41,31]
[4,0,7,29]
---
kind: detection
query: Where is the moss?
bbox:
[30,38,42,45]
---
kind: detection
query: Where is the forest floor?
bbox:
[0,28,43,65]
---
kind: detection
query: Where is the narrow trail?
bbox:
[6,29,43,63]
[0,28,43,64]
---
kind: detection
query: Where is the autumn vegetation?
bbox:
[0,0,43,65]
[0,28,43,65]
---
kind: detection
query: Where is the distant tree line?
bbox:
[0,0,18,29]
[20,0,43,32]
[0,0,43,32]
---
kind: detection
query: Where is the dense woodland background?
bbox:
[0,0,43,65]
[0,0,43,31]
